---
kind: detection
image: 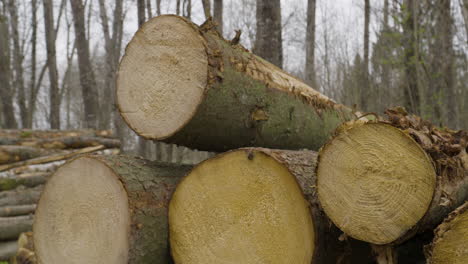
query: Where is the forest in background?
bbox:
[0,0,467,156]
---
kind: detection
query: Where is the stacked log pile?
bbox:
[28,15,466,264]
[0,129,120,261]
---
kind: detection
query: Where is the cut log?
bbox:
[0,172,49,191]
[169,148,348,264]
[0,215,33,240]
[0,146,49,165]
[0,145,105,172]
[117,15,355,152]
[0,186,43,207]
[316,108,468,245]
[0,240,18,261]
[33,155,192,264]
[0,136,120,150]
[0,205,36,217]
[426,201,468,264]
[0,129,113,141]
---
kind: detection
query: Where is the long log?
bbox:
[0,129,113,141]
[0,145,105,172]
[0,136,120,150]
[0,215,33,240]
[169,148,348,264]
[117,15,355,152]
[426,201,468,264]
[0,205,36,217]
[0,240,17,261]
[316,108,468,245]
[0,172,49,191]
[0,186,43,207]
[33,155,192,264]
[0,146,49,165]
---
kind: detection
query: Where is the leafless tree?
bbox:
[0,12,17,128]
[254,0,283,68]
[213,0,223,35]
[305,0,317,88]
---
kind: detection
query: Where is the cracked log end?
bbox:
[169,149,314,264]
[317,122,436,245]
[33,157,130,264]
[117,15,208,140]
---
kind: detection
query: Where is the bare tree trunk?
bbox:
[146,0,153,19]
[69,0,100,128]
[27,0,38,129]
[460,0,468,46]
[156,0,161,16]
[43,0,61,129]
[176,0,180,15]
[0,14,17,128]
[362,0,370,110]
[213,0,223,35]
[201,0,211,19]
[305,0,316,88]
[402,0,420,115]
[137,0,145,26]
[7,0,26,128]
[254,0,283,68]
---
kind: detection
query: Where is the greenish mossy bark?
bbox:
[91,155,192,264]
[0,173,48,191]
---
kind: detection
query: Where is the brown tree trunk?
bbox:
[33,155,192,264]
[155,0,161,15]
[201,0,211,19]
[254,0,282,68]
[0,14,17,129]
[7,0,26,128]
[117,15,355,152]
[43,0,61,129]
[213,0,223,35]
[362,0,370,110]
[27,0,38,129]
[69,0,100,129]
[305,0,317,88]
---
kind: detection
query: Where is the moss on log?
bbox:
[33,155,191,264]
[317,108,468,245]
[427,202,468,264]
[169,148,348,264]
[0,172,48,191]
[117,15,355,152]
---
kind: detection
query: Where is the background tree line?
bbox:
[0,0,467,157]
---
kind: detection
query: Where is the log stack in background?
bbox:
[0,129,120,261]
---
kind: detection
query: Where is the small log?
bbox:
[0,172,49,191]
[33,155,192,264]
[426,201,468,264]
[0,240,17,261]
[169,148,348,264]
[0,145,105,172]
[0,205,36,217]
[316,108,468,245]
[0,215,33,240]
[117,15,355,152]
[0,146,50,165]
[0,129,113,141]
[0,186,43,207]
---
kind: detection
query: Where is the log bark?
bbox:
[169,148,348,264]
[0,215,33,240]
[0,186,43,207]
[0,173,49,191]
[33,155,192,264]
[0,205,36,217]
[426,201,468,264]
[117,15,355,152]
[0,146,49,165]
[0,129,113,140]
[316,108,468,245]
[0,240,17,261]
[0,145,105,172]
[0,136,119,150]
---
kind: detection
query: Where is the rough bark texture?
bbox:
[305,0,317,88]
[0,147,49,165]
[213,0,223,35]
[0,215,33,240]
[362,0,370,110]
[69,0,100,128]
[33,155,191,264]
[253,0,282,68]
[0,136,120,150]
[43,0,61,129]
[118,15,355,152]
[0,15,17,129]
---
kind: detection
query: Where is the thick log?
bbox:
[0,215,33,240]
[0,186,43,207]
[0,172,49,191]
[316,108,468,245]
[0,205,36,217]
[117,15,355,152]
[33,155,192,264]
[0,145,105,172]
[0,146,49,165]
[426,201,468,264]
[0,240,17,261]
[169,148,348,264]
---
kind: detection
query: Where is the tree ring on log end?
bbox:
[169,149,314,264]
[430,202,468,264]
[117,15,208,139]
[33,157,130,264]
[317,122,436,244]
